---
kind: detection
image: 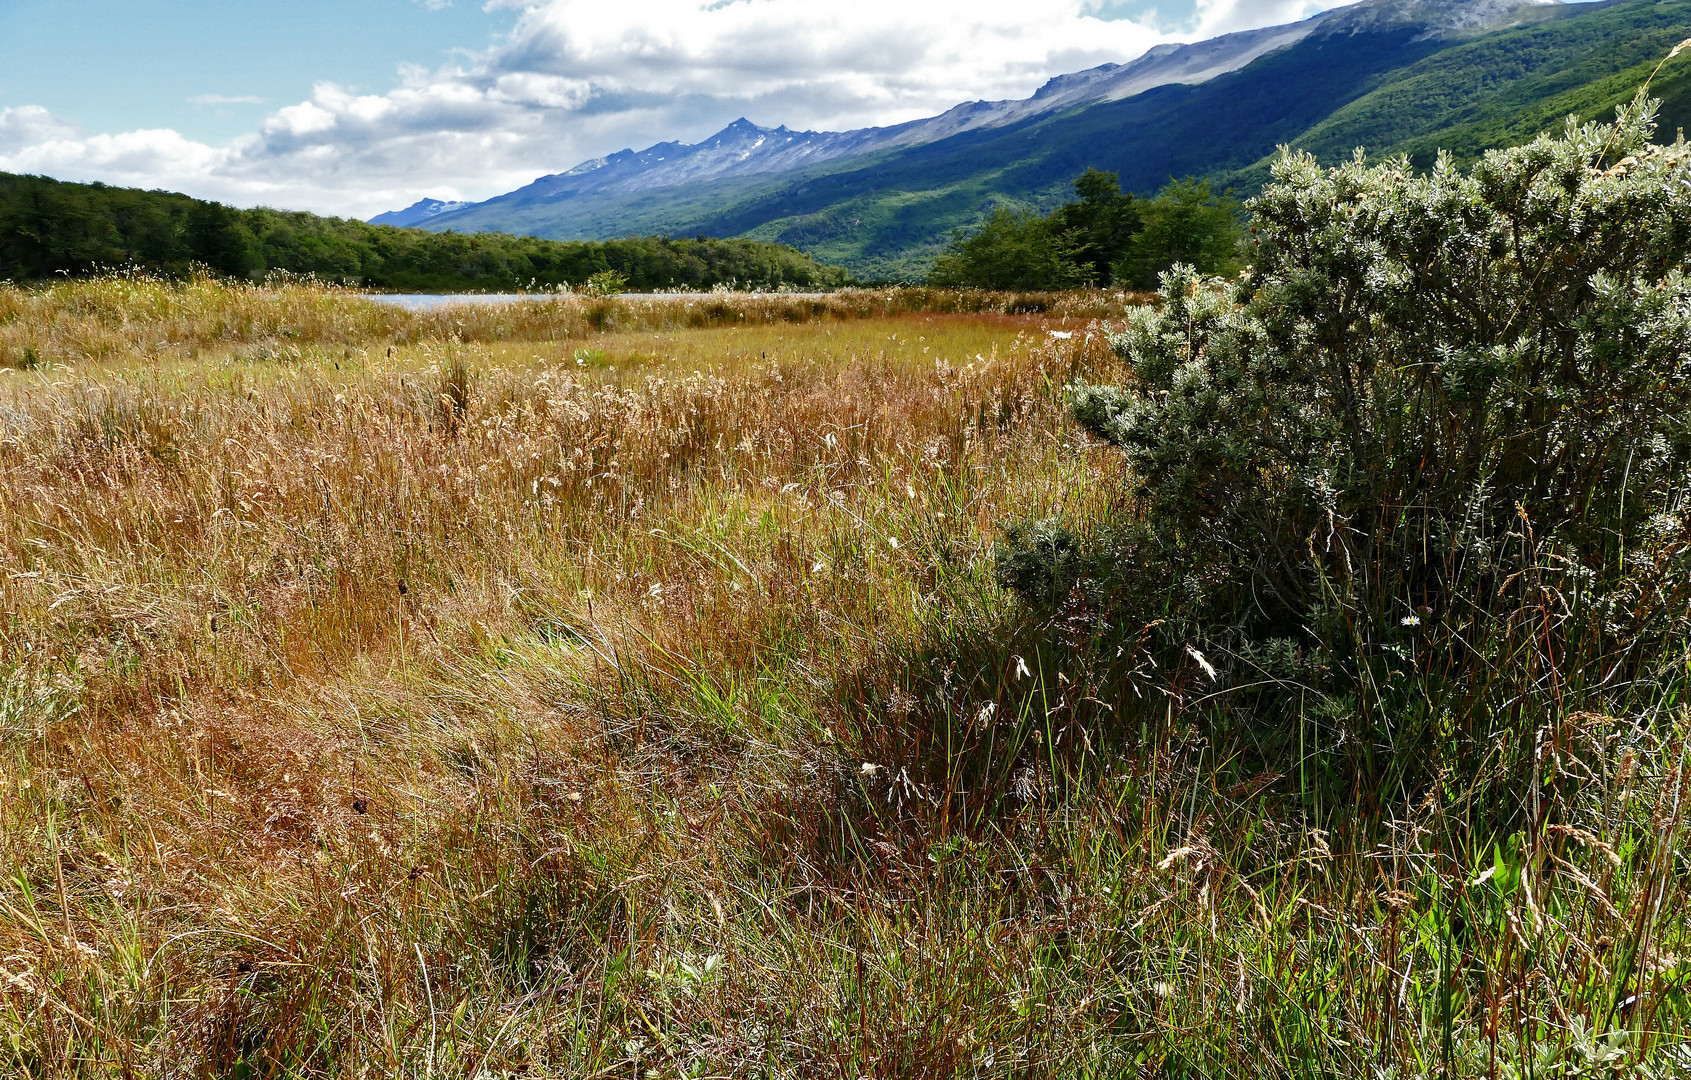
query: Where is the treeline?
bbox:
[929,170,1243,290]
[0,172,848,291]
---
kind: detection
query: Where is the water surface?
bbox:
[361,293,543,310]
[362,291,830,310]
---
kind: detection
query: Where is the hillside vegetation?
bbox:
[416,0,1691,280]
[1221,0,1691,188]
[0,172,847,291]
[930,171,1245,291]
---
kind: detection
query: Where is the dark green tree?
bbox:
[0,171,847,290]
[185,201,261,277]
[927,206,1089,290]
[1049,168,1140,285]
[1114,178,1242,289]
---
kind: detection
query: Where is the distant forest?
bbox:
[0,172,848,291]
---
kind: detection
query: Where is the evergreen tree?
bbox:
[0,171,846,290]
[186,201,260,278]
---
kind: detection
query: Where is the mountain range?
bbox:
[374,0,1691,279]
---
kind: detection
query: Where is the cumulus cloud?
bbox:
[481,0,1168,126]
[0,0,1354,218]
[1,111,223,188]
[0,106,80,157]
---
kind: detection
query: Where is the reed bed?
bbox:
[0,278,1686,1077]
[0,273,1138,369]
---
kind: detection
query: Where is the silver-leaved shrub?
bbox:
[1019,96,1691,786]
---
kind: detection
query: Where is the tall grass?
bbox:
[0,272,1138,369]
[0,279,1687,1076]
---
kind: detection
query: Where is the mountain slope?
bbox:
[407,0,1691,279]
[1220,0,1691,189]
[683,22,1460,269]
[369,198,472,228]
[408,13,1350,237]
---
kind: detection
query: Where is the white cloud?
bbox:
[188,94,269,106]
[0,112,224,187]
[1192,0,1345,36]
[482,0,1169,123]
[0,106,79,157]
[0,0,1354,218]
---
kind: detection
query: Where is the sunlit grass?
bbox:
[1,278,1688,1077]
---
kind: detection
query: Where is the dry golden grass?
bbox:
[1,277,1688,1078]
[0,273,1137,369]
[0,281,1131,1075]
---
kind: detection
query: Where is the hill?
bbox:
[397,0,1691,279]
[0,172,846,291]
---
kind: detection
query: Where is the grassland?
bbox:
[2,276,1689,1077]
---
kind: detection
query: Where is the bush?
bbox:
[1016,96,1691,791]
[584,268,628,296]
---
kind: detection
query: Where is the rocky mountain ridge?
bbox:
[381,0,1557,227]
[357,0,1684,282]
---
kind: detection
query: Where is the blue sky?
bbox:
[0,0,1354,217]
[0,1,515,143]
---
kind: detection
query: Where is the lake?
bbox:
[361,292,829,310]
[361,293,554,310]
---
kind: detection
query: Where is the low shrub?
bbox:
[1005,95,1691,803]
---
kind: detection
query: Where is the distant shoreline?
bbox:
[360,291,846,309]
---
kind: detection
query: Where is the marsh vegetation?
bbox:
[4,103,1691,1078]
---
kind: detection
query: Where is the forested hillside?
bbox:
[406,0,1691,279]
[0,173,846,291]
[1220,0,1691,189]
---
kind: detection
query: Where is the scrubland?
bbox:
[1,276,1688,1078]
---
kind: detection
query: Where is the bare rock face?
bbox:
[1316,0,1564,39]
